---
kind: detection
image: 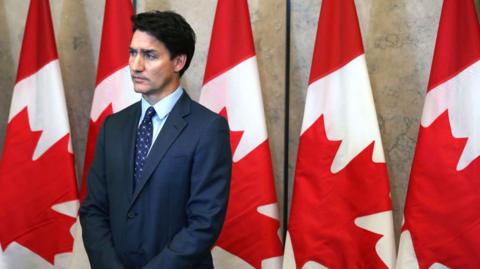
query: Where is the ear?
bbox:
[173,55,187,73]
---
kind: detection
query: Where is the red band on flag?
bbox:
[95,0,133,86]
[427,0,480,91]
[16,0,58,83]
[202,0,256,85]
[309,0,364,84]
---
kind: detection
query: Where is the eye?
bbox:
[129,49,137,57]
[144,53,158,60]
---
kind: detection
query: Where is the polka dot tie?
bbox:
[134,106,156,190]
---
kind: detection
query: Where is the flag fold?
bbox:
[200,1,283,268]
[284,0,396,268]
[0,0,79,267]
[397,0,480,268]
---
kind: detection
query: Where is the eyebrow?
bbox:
[129,48,157,54]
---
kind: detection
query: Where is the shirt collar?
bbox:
[140,86,184,120]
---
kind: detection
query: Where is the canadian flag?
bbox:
[79,0,138,202]
[69,0,138,267]
[0,0,79,268]
[283,0,396,268]
[396,0,480,268]
[199,0,283,268]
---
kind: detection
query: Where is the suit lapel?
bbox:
[121,102,141,201]
[129,93,191,207]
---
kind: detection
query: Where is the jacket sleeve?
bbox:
[79,117,126,269]
[143,116,232,269]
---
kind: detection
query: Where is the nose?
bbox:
[130,53,144,72]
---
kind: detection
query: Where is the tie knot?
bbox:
[144,106,156,121]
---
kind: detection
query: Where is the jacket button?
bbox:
[127,212,137,219]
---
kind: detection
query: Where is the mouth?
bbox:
[132,76,148,83]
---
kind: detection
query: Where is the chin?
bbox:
[133,86,150,94]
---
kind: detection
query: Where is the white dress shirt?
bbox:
[138,86,183,154]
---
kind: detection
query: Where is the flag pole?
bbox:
[282,0,291,244]
[132,0,137,14]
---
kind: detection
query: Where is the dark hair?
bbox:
[131,11,196,77]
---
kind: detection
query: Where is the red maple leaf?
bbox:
[404,111,480,268]
[0,108,78,264]
[215,108,283,268]
[289,115,392,268]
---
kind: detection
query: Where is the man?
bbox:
[79,11,232,269]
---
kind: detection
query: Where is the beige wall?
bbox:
[0,0,479,244]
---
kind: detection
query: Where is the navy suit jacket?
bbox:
[79,92,232,269]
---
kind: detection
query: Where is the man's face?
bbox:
[129,30,184,102]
